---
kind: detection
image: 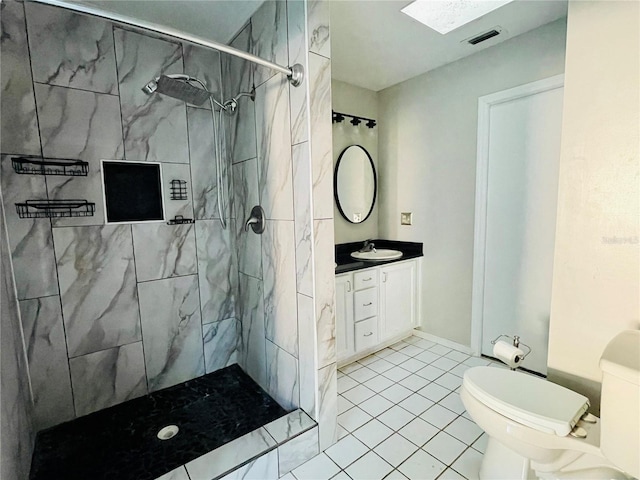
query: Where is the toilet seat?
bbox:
[463,367,590,436]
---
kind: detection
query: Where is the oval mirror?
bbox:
[334,145,377,224]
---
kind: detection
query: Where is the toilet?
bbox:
[460,330,640,480]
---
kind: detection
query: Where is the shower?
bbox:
[142,74,255,229]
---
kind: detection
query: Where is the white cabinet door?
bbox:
[380,260,417,341]
[335,273,355,361]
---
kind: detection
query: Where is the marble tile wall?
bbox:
[0,199,35,480]
[1,0,336,451]
[225,0,337,452]
[0,0,240,429]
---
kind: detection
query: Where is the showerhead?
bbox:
[142,74,211,106]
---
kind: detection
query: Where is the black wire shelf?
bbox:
[15,199,95,219]
[167,215,194,225]
[170,179,188,200]
[11,155,89,176]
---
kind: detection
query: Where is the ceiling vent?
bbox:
[467,28,502,45]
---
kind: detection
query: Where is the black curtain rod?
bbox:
[332,110,377,128]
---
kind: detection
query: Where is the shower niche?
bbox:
[101,160,165,223]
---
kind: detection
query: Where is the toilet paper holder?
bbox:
[491,335,532,360]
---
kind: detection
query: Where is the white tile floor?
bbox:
[286,336,501,480]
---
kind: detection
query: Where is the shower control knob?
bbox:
[245,205,266,234]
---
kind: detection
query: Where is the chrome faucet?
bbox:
[360,240,376,253]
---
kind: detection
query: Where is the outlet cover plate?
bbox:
[401,212,412,225]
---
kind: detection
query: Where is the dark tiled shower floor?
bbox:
[30,364,287,480]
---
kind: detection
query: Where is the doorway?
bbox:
[471,75,564,375]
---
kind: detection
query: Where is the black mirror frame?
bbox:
[333,144,377,224]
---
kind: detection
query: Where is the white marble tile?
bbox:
[195,219,236,323]
[238,273,267,388]
[154,466,190,480]
[219,449,278,480]
[262,220,298,356]
[307,0,331,58]
[138,274,204,391]
[162,162,193,222]
[444,416,483,445]
[202,318,240,374]
[415,350,440,365]
[34,84,124,161]
[132,223,196,282]
[183,44,222,102]
[54,225,140,357]
[250,0,289,87]
[0,156,58,300]
[399,393,434,416]
[342,384,375,405]
[69,341,147,416]
[278,426,319,476]
[297,293,316,416]
[266,340,299,410]
[19,296,74,430]
[0,0,41,156]
[224,24,257,164]
[45,157,105,227]
[308,53,332,220]
[25,2,117,94]
[359,394,394,417]
[114,28,189,163]
[265,409,315,444]
[314,219,336,368]
[256,75,293,220]
[287,0,308,145]
[233,158,262,278]
[420,404,458,430]
[337,406,371,432]
[187,107,220,220]
[417,383,450,403]
[1,206,36,480]
[292,143,313,296]
[318,362,338,450]
[186,427,276,480]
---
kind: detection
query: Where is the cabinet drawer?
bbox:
[354,270,378,290]
[354,288,377,321]
[355,317,378,351]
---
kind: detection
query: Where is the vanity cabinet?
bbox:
[336,258,420,364]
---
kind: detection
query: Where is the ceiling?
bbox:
[70,0,264,45]
[330,0,568,91]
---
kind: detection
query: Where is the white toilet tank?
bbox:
[598,330,640,479]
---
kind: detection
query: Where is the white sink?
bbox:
[350,249,403,261]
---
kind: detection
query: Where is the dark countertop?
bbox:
[335,239,423,274]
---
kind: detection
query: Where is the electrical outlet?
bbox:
[401,212,412,225]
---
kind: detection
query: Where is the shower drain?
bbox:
[157,425,179,440]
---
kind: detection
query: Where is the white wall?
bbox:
[332,80,379,243]
[547,0,639,412]
[378,19,568,346]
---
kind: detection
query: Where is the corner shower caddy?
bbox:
[11,155,89,176]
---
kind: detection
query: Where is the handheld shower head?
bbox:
[141,74,211,106]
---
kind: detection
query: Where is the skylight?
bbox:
[401,0,514,34]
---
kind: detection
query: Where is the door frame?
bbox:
[470,74,565,356]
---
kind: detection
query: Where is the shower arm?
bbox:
[31,0,305,88]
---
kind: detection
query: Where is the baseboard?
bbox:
[412,329,474,355]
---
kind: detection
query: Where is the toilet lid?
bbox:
[463,367,590,436]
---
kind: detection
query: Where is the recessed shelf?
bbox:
[15,199,95,219]
[11,155,89,176]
